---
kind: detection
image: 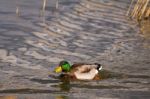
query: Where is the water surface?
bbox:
[0,0,150,99]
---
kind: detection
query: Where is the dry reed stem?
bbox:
[126,0,135,16]
[145,7,150,17]
[15,0,20,16]
[56,0,59,10]
[131,0,140,17]
[42,0,47,15]
[16,7,19,16]
[136,0,146,19]
[127,0,150,20]
[132,0,144,18]
[139,0,150,19]
[40,0,47,16]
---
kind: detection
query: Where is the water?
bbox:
[0,0,150,98]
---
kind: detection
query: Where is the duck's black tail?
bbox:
[95,63,102,71]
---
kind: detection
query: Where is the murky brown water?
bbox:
[0,0,150,99]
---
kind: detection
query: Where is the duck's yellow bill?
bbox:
[54,66,62,73]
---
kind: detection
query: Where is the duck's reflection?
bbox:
[59,80,71,92]
[49,73,71,92]
[55,95,68,99]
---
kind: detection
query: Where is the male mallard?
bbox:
[54,61,102,80]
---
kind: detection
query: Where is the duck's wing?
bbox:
[71,64,97,73]
[71,63,87,70]
[74,68,98,80]
[70,63,86,73]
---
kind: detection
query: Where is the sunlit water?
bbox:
[0,0,150,99]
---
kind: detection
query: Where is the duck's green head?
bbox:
[54,61,71,73]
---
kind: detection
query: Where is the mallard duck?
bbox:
[54,61,102,80]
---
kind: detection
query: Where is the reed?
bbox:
[127,0,150,21]
[40,0,47,16]
[56,0,59,10]
[41,0,59,16]
[42,0,47,13]
[16,0,20,16]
